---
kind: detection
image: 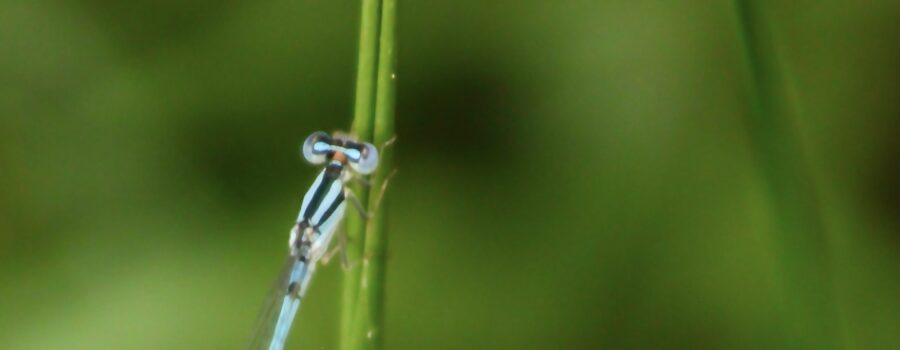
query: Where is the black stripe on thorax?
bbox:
[318,190,345,227]
[301,163,343,220]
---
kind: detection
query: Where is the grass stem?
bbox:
[342,0,395,350]
[341,0,382,349]
[347,0,397,349]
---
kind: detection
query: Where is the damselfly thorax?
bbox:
[290,132,377,260]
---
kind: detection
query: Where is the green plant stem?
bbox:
[348,1,396,349]
[341,1,381,349]
[734,1,841,349]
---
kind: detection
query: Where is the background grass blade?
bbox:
[733,1,842,348]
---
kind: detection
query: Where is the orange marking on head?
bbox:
[332,151,348,164]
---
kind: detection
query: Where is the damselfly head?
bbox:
[302,131,379,174]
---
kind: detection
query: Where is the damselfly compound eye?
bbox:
[302,131,332,164]
[349,142,378,175]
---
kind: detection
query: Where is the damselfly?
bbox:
[249,131,379,350]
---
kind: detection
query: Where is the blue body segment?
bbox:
[249,164,347,350]
[268,258,306,350]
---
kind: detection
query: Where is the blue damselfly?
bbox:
[249,131,379,350]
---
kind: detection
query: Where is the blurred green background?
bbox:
[2,0,899,349]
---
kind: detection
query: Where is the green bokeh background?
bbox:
[2,1,899,349]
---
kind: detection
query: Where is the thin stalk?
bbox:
[341,0,381,349]
[734,1,841,348]
[349,0,396,349]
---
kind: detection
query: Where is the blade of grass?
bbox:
[348,0,396,349]
[733,1,842,348]
[341,0,382,349]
